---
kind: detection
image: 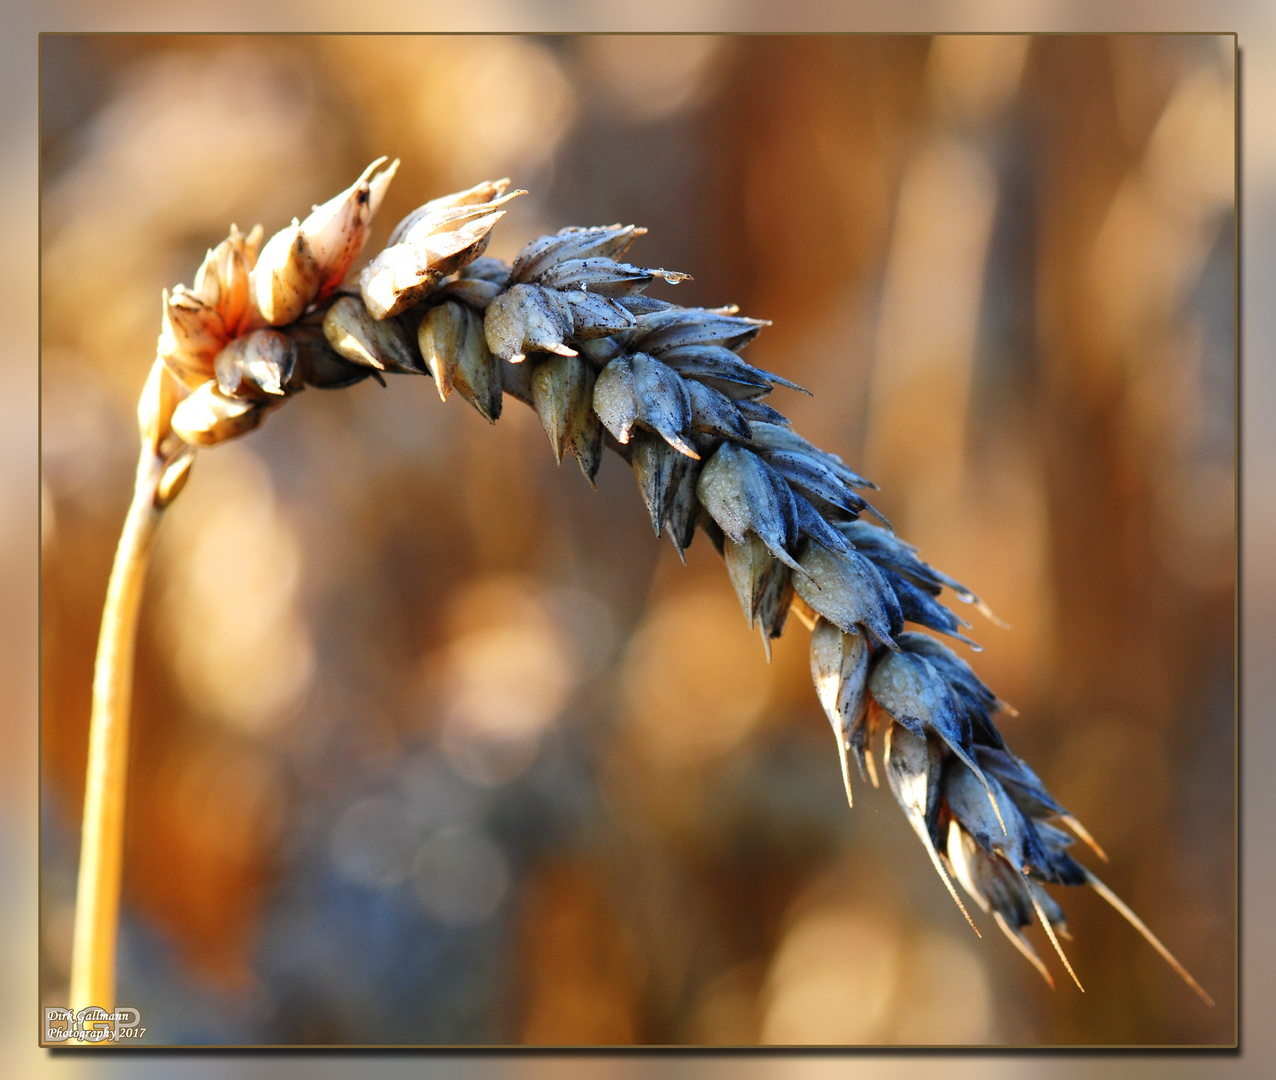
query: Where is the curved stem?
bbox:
[69,445,166,1018]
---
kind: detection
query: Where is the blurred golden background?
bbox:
[38,34,1234,1045]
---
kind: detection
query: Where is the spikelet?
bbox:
[594,352,698,458]
[301,157,398,296]
[360,179,524,320]
[157,287,227,389]
[190,224,259,340]
[485,225,689,365]
[169,380,270,446]
[214,329,296,399]
[809,618,870,804]
[532,352,603,476]
[250,220,322,326]
[323,296,424,375]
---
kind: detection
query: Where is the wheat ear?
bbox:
[71,160,1213,1024]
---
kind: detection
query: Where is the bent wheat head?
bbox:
[136,160,1214,1007]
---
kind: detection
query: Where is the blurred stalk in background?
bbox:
[39,34,1234,1045]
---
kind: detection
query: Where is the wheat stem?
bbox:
[69,442,166,1020]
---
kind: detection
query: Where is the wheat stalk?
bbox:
[69,160,1214,1033]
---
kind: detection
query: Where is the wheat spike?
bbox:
[94,163,1215,1011]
